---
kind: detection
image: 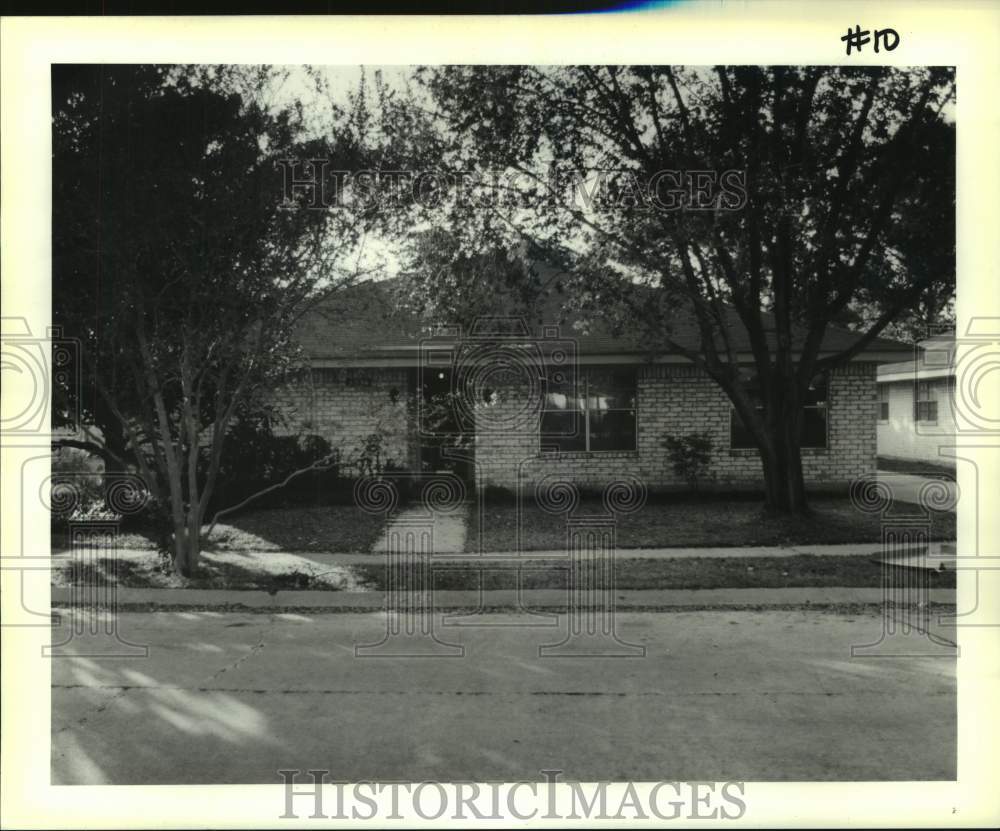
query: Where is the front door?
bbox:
[418,366,473,483]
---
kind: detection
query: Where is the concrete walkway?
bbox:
[372,504,468,554]
[51,540,957,568]
[362,541,951,563]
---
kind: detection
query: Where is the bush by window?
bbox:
[541,368,636,452]
[662,431,714,489]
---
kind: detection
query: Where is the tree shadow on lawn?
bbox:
[48,502,393,589]
[469,495,957,552]
[52,547,374,590]
[204,505,387,553]
[51,549,957,592]
[50,547,370,590]
[52,504,390,556]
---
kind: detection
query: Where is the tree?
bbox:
[404,65,955,512]
[52,65,370,574]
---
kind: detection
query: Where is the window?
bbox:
[801,378,829,448]
[730,373,828,450]
[878,385,890,422]
[541,368,636,452]
[915,381,938,423]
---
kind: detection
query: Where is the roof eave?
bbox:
[306,348,910,368]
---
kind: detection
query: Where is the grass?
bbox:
[49,493,957,592]
[205,506,386,553]
[468,496,956,552]
[51,551,956,591]
[51,548,365,591]
[362,555,956,591]
[52,505,387,555]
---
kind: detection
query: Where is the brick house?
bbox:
[877,333,957,466]
[277,278,911,493]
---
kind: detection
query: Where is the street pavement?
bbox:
[51,608,957,785]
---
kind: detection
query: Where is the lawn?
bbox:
[206,506,386,552]
[50,548,366,591]
[50,551,956,592]
[51,505,387,555]
[467,496,957,552]
[363,555,956,591]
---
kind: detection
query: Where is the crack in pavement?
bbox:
[53,683,135,736]
[51,684,956,698]
[85,603,955,615]
[53,614,272,737]
[202,630,268,684]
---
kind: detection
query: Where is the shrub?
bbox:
[202,415,338,512]
[49,472,108,528]
[50,445,112,530]
[355,432,386,476]
[661,432,714,490]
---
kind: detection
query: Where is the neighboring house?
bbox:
[277,278,912,492]
[877,333,957,466]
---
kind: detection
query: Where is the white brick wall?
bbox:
[877,378,956,464]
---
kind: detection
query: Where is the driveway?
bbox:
[876,470,958,510]
[51,608,956,784]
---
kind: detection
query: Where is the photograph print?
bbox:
[48,63,958,795]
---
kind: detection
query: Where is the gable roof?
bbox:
[294,276,912,366]
[878,332,955,382]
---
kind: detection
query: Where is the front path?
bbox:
[372,503,469,554]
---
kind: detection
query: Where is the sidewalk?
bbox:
[49,540,957,572]
[51,585,956,610]
[198,540,957,567]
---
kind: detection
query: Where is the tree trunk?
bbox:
[101,424,130,476]
[171,510,202,578]
[185,507,203,577]
[162,459,199,577]
[171,520,188,576]
[171,506,202,577]
[759,403,809,514]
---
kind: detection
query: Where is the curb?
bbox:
[51,586,957,611]
[50,541,958,564]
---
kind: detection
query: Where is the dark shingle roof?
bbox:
[294,276,912,363]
